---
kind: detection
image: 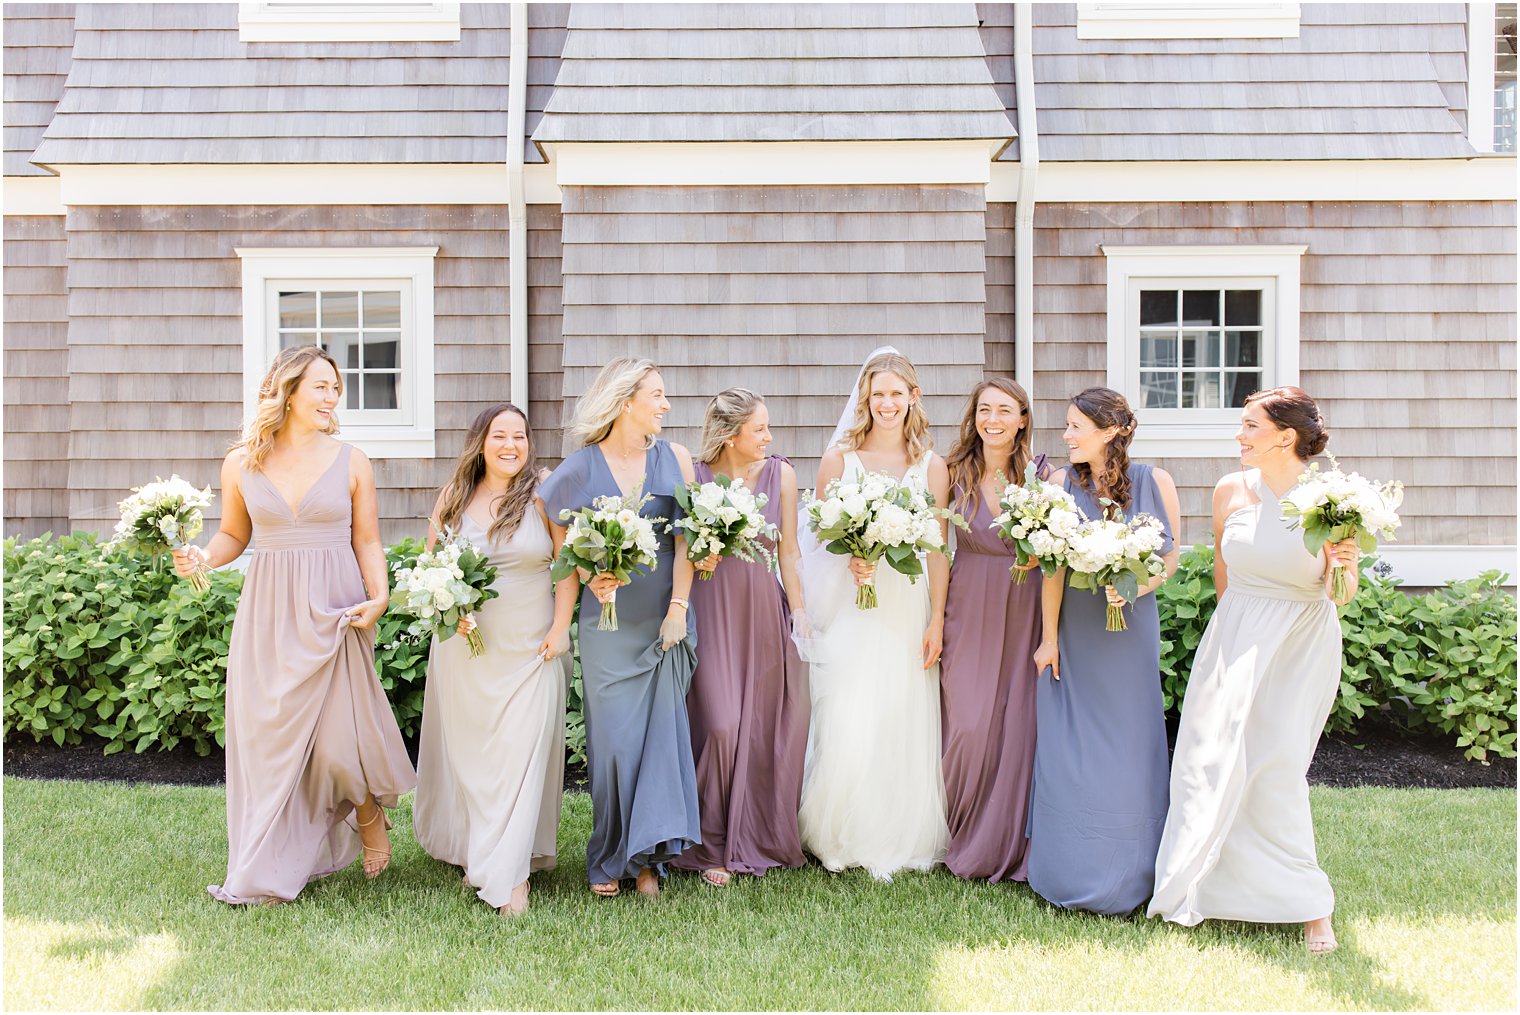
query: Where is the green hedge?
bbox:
[4,533,1515,763]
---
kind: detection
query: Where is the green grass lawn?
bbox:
[3,778,1514,1011]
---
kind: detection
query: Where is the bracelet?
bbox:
[670,597,689,611]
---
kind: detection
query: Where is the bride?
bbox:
[796,347,951,878]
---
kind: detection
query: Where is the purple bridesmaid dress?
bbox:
[674,456,809,875]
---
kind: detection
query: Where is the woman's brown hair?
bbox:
[1242,386,1329,459]
[434,403,539,544]
[1069,387,1137,514]
[945,377,1034,516]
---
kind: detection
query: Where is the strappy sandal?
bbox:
[699,868,732,888]
[589,881,621,898]
[355,803,392,879]
[1305,920,1338,955]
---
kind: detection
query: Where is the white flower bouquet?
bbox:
[1064,512,1169,632]
[112,475,214,592]
[390,530,500,656]
[1279,456,1403,602]
[990,463,1083,583]
[806,470,959,610]
[549,487,665,631]
[674,474,779,580]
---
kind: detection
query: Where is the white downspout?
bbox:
[507,1,529,411]
[1012,3,1039,400]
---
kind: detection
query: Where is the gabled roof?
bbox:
[1034,2,1476,161]
[32,3,512,166]
[4,3,74,176]
[531,3,1016,150]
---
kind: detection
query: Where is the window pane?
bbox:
[363,338,399,370]
[323,332,360,368]
[278,291,317,329]
[1224,289,1262,326]
[365,373,399,411]
[1140,371,1177,408]
[1225,330,1261,368]
[1180,329,1220,368]
[1225,371,1261,407]
[280,332,318,350]
[1182,289,1221,327]
[1140,289,1178,326]
[1181,371,1221,408]
[1140,333,1177,369]
[343,373,361,410]
[363,290,402,327]
[321,291,359,328]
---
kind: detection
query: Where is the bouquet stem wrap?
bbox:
[599,586,619,631]
[857,563,879,610]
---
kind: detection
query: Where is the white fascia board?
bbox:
[987,158,1517,202]
[51,164,560,206]
[1373,545,1518,587]
[545,141,1005,187]
[2,175,65,215]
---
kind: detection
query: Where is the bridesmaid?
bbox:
[939,378,1047,882]
[672,388,809,886]
[536,357,702,900]
[1149,387,1357,954]
[173,345,415,904]
[1028,387,1180,915]
[412,403,576,917]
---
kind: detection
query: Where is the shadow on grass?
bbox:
[3,781,1514,1011]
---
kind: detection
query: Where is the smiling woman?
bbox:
[171,345,416,905]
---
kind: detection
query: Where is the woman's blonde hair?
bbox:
[434,403,539,544]
[697,387,765,464]
[837,351,932,463]
[237,345,342,472]
[566,357,660,448]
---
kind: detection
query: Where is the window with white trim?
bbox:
[237,247,438,459]
[1497,3,1518,153]
[237,2,461,42]
[1076,3,1300,39]
[1103,246,1305,457]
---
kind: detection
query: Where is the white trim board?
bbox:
[1077,2,1300,40]
[1373,545,1518,587]
[47,164,561,206]
[237,2,461,42]
[2,175,65,215]
[987,158,1517,202]
[1469,3,1499,154]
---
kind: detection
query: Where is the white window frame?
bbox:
[237,2,461,43]
[1076,3,1300,39]
[1102,245,1306,458]
[1470,3,1499,153]
[237,247,438,459]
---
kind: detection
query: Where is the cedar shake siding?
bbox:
[527,203,566,460]
[1032,3,1475,161]
[975,2,1019,161]
[1030,200,1518,548]
[3,214,69,537]
[59,205,509,544]
[3,3,74,177]
[557,184,991,486]
[526,3,571,164]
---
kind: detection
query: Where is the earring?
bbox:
[285,402,292,411]
[727,440,734,448]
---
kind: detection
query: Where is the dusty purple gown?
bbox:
[940,456,1048,882]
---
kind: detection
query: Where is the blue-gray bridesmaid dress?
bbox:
[538,439,702,884]
[1027,462,1173,915]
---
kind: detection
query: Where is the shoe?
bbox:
[1305,920,1338,955]
[699,868,732,888]
[355,802,392,879]
[590,881,621,898]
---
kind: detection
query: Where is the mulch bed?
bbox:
[4,717,1512,791]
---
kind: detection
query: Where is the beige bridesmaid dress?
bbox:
[211,445,417,905]
[1149,467,1342,926]
[412,506,568,908]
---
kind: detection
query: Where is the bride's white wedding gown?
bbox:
[797,451,950,879]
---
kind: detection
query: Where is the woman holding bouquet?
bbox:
[940,378,1047,882]
[412,403,576,917]
[672,388,809,885]
[1028,387,1180,915]
[796,348,951,879]
[1149,387,1356,954]
[172,345,415,904]
[537,358,702,899]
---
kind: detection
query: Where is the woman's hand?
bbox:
[588,572,624,605]
[1033,638,1060,680]
[346,597,388,631]
[538,624,572,661]
[1103,585,1126,607]
[922,619,944,670]
[695,552,721,575]
[659,607,688,650]
[171,545,206,578]
[1324,538,1359,571]
[456,614,477,638]
[848,556,876,588]
[1013,558,1040,575]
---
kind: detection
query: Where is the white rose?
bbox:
[433,588,456,611]
[819,500,844,528]
[842,495,867,519]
